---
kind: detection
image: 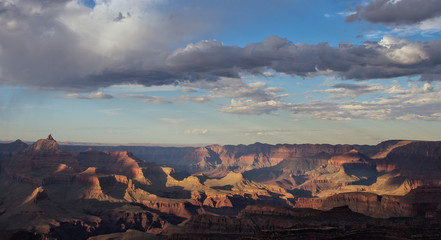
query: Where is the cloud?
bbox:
[244,129,297,136]
[117,94,171,104]
[180,77,285,102]
[308,82,409,99]
[0,0,209,92]
[242,128,301,136]
[184,129,208,135]
[378,36,429,64]
[262,71,276,77]
[167,36,441,83]
[293,82,441,121]
[423,82,434,92]
[63,92,113,99]
[182,88,197,93]
[346,0,441,25]
[179,95,211,103]
[178,77,290,114]
[220,99,291,115]
[2,1,441,93]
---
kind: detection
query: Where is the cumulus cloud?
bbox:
[167,36,441,83]
[378,36,429,64]
[346,0,441,25]
[0,0,209,92]
[423,82,434,92]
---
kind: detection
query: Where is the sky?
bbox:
[1,0,441,145]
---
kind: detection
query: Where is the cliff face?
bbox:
[200,143,378,175]
[62,142,379,175]
[77,150,149,184]
[376,141,441,176]
[60,140,441,198]
[294,186,441,218]
[62,140,441,179]
[172,204,441,240]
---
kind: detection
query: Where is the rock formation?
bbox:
[1,136,441,239]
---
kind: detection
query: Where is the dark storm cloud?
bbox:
[167,35,441,82]
[2,1,441,93]
[346,0,441,25]
[71,70,208,92]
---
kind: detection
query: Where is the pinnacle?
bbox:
[46,134,56,141]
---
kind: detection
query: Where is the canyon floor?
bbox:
[1,135,441,239]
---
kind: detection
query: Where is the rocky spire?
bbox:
[46,134,55,141]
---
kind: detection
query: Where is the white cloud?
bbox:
[423,82,434,92]
[379,36,428,64]
[308,82,409,99]
[338,11,356,17]
[262,71,276,77]
[179,95,211,103]
[178,77,291,114]
[180,77,286,102]
[419,15,441,32]
[220,99,291,115]
[184,129,208,135]
[291,82,441,121]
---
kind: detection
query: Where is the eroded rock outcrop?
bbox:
[294,186,441,218]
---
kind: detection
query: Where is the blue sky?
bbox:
[1,0,441,145]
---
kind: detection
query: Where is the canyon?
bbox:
[1,135,441,239]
